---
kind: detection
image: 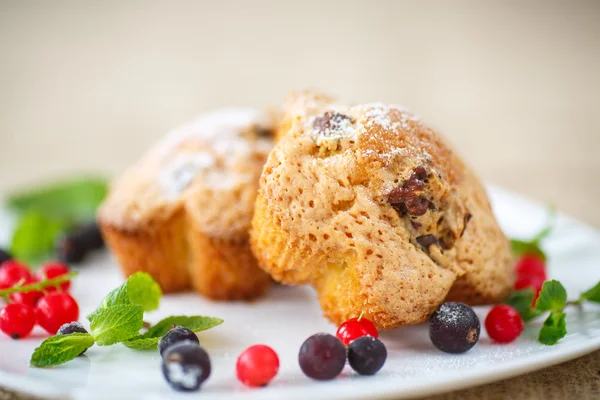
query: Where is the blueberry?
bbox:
[0,249,11,266]
[57,321,88,335]
[347,336,387,375]
[57,322,90,355]
[159,326,199,357]
[298,333,346,380]
[56,234,86,264]
[77,222,105,251]
[429,302,480,354]
[162,342,210,392]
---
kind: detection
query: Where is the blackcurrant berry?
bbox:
[57,321,88,335]
[58,322,90,355]
[56,234,86,264]
[77,222,105,251]
[162,342,211,392]
[159,326,199,357]
[298,333,346,380]
[347,336,387,375]
[429,302,480,354]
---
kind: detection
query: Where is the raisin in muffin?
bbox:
[250,91,514,329]
[98,108,275,300]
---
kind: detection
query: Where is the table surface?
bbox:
[0,1,599,398]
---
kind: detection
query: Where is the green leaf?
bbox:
[510,239,547,261]
[124,272,162,312]
[7,177,108,220]
[10,211,68,264]
[538,311,567,345]
[122,336,161,350]
[87,272,162,321]
[534,280,567,312]
[90,304,144,346]
[580,281,600,303]
[30,333,95,367]
[123,315,223,350]
[505,288,541,322]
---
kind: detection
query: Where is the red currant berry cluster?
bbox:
[0,258,79,339]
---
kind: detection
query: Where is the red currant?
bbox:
[515,254,546,281]
[0,303,36,339]
[9,275,42,307]
[485,305,524,344]
[38,262,71,292]
[236,345,279,387]
[36,292,80,334]
[336,316,378,346]
[0,260,32,289]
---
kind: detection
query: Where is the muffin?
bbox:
[250,91,514,329]
[98,108,275,300]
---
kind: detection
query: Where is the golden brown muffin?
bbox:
[98,108,275,300]
[250,91,514,329]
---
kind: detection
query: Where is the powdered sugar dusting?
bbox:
[155,108,273,197]
[159,153,215,198]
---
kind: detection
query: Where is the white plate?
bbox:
[1,186,600,400]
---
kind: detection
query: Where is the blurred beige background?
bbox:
[0,0,598,225]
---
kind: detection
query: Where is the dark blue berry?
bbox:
[429,302,480,354]
[57,322,88,335]
[0,249,11,266]
[347,336,387,375]
[298,333,346,380]
[56,234,86,264]
[77,222,105,251]
[159,326,199,357]
[162,342,210,392]
[57,322,90,355]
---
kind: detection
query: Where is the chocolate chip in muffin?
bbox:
[416,234,440,249]
[313,111,353,137]
[388,166,432,216]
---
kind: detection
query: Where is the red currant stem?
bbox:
[357,311,365,322]
[143,321,152,330]
[0,272,78,296]
[0,294,9,303]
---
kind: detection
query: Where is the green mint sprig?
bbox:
[507,280,600,345]
[123,315,224,350]
[30,272,223,367]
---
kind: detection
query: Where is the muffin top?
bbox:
[254,90,512,326]
[98,108,275,239]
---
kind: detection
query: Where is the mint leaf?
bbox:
[10,211,67,264]
[505,288,541,322]
[580,281,600,303]
[538,311,567,345]
[30,333,95,367]
[123,315,223,350]
[122,336,162,350]
[123,272,162,312]
[510,239,546,261]
[90,304,144,346]
[534,280,567,312]
[88,272,162,321]
[7,177,108,220]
